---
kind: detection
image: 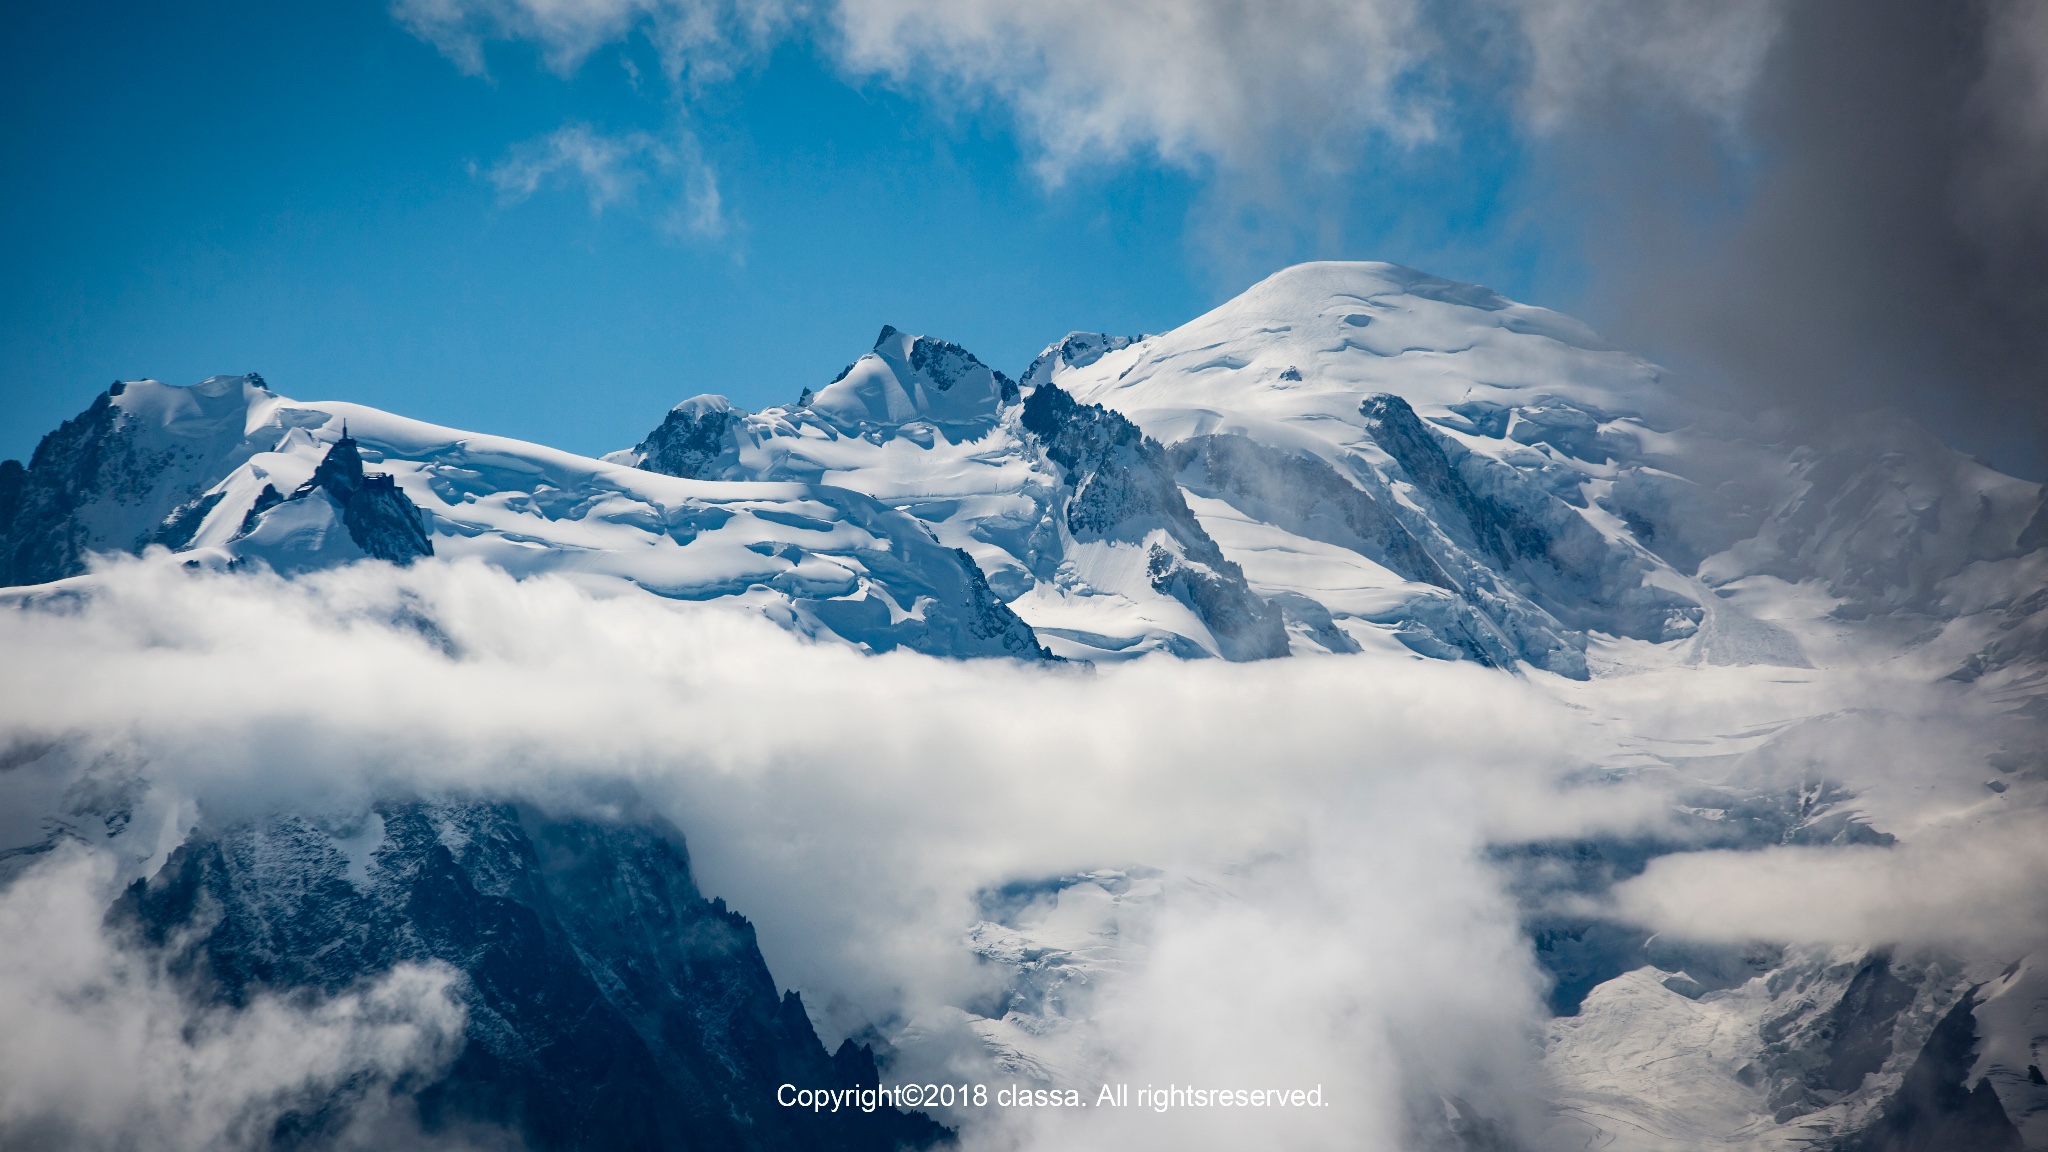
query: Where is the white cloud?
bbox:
[392,0,794,82]
[488,121,726,237]
[828,0,1436,176]
[393,0,1812,176]
[1610,819,2048,956]
[0,557,1627,1147]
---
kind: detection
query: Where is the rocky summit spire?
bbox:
[269,429,434,565]
[296,430,367,501]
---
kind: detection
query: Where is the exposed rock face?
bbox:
[634,396,745,481]
[0,374,290,585]
[946,545,1058,660]
[242,431,435,565]
[112,800,947,1152]
[1019,332,1142,391]
[904,328,1020,406]
[1021,384,1288,661]
[0,387,136,585]
[1362,393,1699,651]
[804,326,1016,435]
[1840,988,2024,1152]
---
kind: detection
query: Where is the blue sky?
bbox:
[1,0,1592,464]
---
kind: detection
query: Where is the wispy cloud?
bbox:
[390,0,1803,176]
[392,0,795,82]
[1611,822,2048,955]
[486,121,726,238]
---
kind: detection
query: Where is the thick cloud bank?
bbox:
[1,555,2041,1148]
[1591,0,2048,480]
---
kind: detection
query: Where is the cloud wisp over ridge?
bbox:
[393,0,795,83]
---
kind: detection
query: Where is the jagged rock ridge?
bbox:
[113,799,946,1152]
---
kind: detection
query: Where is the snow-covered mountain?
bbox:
[6,261,2040,681]
[3,260,2044,1151]
[0,373,1046,660]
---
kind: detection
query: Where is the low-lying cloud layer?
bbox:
[0,555,2041,1148]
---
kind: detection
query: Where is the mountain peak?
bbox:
[807,328,1014,432]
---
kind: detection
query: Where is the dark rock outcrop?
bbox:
[111,799,947,1152]
[251,431,435,565]
[0,376,282,587]
[1362,393,1699,649]
[634,397,746,481]
[0,459,28,557]
[1019,332,1142,391]
[945,546,1057,660]
[0,387,125,586]
[1021,384,1287,660]
[1838,988,2023,1152]
[896,327,1019,405]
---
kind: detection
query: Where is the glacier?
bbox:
[9,261,2039,683]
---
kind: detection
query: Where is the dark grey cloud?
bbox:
[1581,0,2048,479]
